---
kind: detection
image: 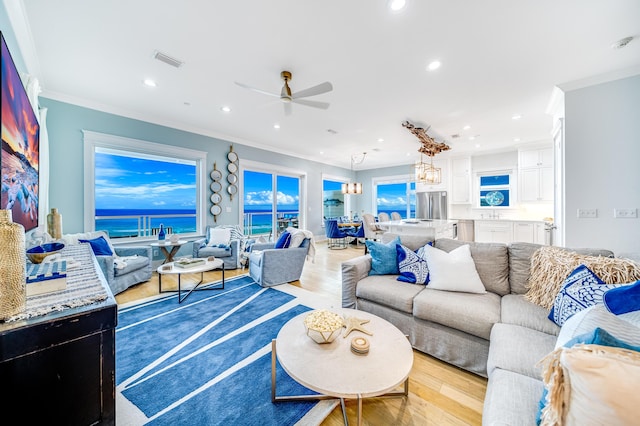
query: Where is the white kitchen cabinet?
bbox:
[474,220,513,244]
[451,157,472,204]
[513,221,548,244]
[519,147,553,202]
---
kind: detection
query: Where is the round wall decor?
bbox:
[210,162,222,222]
[227,145,239,201]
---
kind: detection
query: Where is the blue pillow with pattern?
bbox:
[366,236,401,275]
[396,244,429,284]
[549,264,627,326]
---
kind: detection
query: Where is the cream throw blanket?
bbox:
[287,227,316,263]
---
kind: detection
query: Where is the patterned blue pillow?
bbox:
[549,264,626,326]
[366,237,401,275]
[396,244,429,284]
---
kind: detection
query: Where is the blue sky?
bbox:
[243,171,299,210]
[95,152,196,210]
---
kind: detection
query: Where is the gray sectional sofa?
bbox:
[341,234,613,425]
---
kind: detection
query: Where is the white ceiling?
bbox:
[15,0,640,169]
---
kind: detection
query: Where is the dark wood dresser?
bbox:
[0,258,117,425]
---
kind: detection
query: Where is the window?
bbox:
[477,172,512,208]
[83,131,207,241]
[241,160,305,239]
[373,177,415,219]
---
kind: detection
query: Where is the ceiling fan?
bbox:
[235,71,333,116]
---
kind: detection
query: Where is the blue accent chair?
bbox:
[248,238,310,287]
[325,219,348,249]
[345,223,365,247]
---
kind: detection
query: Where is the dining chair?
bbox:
[378,212,391,223]
[391,212,402,221]
[324,219,348,249]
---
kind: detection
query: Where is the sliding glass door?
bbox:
[242,166,302,239]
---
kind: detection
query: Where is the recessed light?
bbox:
[406,152,411,156]
[320,151,324,155]
[427,60,441,71]
[143,79,157,87]
[469,136,476,141]
[512,114,522,120]
[463,125,471,130]
[377,138,384,143]
[273,124,280,129]
[389,0,406,12]
[220,106,231,112]
[475,144,481,148]
[514,138,521,142]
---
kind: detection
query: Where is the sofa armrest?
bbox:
[95,254,116,283]
[115,246,152,258]
[341,254,372,309]
[192,237,207,257]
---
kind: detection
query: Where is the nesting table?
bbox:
[271,308,413,425]
[157,258,224,303]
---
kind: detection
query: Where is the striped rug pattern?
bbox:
[116,275,338,425]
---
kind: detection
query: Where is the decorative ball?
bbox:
[486,191,505,206]
[303,309,344,344]
[26,242,65,264]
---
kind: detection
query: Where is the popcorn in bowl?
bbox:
[303,309,344,344]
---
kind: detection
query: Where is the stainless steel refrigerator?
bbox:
[416,191,448,220]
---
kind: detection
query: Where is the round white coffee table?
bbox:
[272,308,413,425]
[157,258,224,303]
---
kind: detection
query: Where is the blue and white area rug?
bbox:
[116,275,341,425]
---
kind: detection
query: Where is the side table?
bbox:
[150,240,189,264]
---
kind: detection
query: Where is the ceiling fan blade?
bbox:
[283,102,292,116]
[291,81,333,99]
[234,81,279,98]
[291,98,330,110]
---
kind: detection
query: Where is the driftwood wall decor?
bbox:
[402,121,451,157]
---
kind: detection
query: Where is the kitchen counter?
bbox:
[377,219,458,239]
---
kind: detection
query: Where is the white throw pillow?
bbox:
[423,244,486,294]
[207,228,231,246]
[286,227,306,248]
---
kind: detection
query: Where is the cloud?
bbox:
[377,196,406,206]
[95,182,195,199]
[244,190,299,205]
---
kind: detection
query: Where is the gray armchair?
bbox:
[192,225,242,270]
[248,238,310,287]
[61,230,152,295]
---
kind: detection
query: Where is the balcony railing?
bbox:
[95,213,196,239]
[243,211,299,238]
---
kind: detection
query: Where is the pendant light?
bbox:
[414,152,442,184]
[342,152,366,194]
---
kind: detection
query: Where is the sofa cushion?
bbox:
[114,255,149,277]
[366,236,401,275]
[207,227,231,246]
[482,369,544,426]
[435,239,509,296]
[382,233,433,252]
[501,294,560,336]
[355,275,424,314]
[508,242,544,295]
[396,244,429,284]
[195,245,232,258]
[487,323,556,379]
[423,244,486,294]
[549,264,628,326]
[412,288,500,340]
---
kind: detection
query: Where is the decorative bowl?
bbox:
[303,309,344,344]
[26,242,65,264]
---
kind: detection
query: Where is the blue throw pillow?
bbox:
[548,264,625,326]
[604,280,640,315]
[275,231,291,249]
[366,236,401,275]
[79,236,114,256]
[536,327,640,425]
[396,244,429,284]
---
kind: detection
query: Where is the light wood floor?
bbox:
[115,241,487,425]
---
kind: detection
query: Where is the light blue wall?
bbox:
[39,97,354,238]
[564,74,640,254]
